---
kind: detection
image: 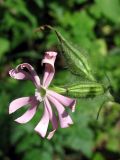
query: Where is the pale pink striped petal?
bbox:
[9,69,32,80]
[18,63,40,87]
[15,101,38,123]
[47,95,73,128]
[42,67,49,86]
[34,106,49,138]
[42,65,54,88]
[9,97,35,114]
[9,63,40,88]
[47,90,76,112]
[44,97,58,139]
[42,51,57,88]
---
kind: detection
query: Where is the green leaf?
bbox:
[23,149,52,160]
[0,38,10,59]
[34,0,44,8]
[63,126,94,158]
[75,0,87,4]
[93,153,105,160]
[96,0,120,24]
[15,134,41,153]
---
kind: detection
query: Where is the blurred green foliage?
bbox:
[0,0,120,160]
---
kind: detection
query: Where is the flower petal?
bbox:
[34,105,49,138]
[42,51,57,88]
[15,100,38,123]
[47,90,76,112]
[18,63,41,87]
[47,130,56,140]
[44,97,58,139]
[47,95,73,128]
[9,97,35,114]
[9,63,40,88]
[9,69,31,80]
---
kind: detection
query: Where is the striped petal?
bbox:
[44,97,58,139]
[34,105,49,138]
[9,63,40,88]
[47,90,76,112]
[9,97,35,114]
[42,51,57,88]
[47,95,73,128]
[15,101,38,123]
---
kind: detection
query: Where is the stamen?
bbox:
[35,87,46,102]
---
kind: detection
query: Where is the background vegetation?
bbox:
[0,0,120,160]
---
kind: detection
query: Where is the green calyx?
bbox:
[49,86,66,94]
[50,82,105,98]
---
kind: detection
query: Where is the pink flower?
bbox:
[9,51,76,139]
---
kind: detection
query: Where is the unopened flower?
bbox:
[9,51,76,139]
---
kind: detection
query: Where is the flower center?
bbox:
[35,86,46,102]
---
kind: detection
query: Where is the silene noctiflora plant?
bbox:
[9,25,113,139]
